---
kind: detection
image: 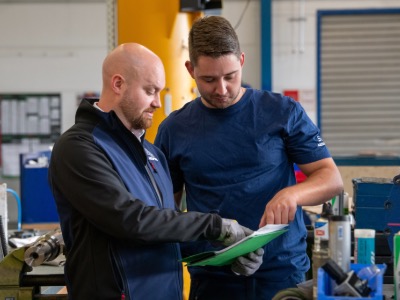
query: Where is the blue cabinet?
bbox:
[353,177,400,253]
[19,150,59,224]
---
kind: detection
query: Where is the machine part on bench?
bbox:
[24,228,64,267]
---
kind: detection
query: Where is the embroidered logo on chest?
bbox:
[144,148,159,161]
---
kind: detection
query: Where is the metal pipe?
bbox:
[0,215,7,257]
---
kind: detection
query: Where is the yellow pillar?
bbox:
[117,0,200,142]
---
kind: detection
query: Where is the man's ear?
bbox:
[111,74,124,94]
[185,61,195,79]
[240,52,245,67]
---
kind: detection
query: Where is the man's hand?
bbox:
[259,189,298,227]
[231,248,264,276]
[259,158,343,227]
[218,218,253,246]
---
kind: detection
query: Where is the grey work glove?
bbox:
[217,218,253,246]
[231,248,264,276]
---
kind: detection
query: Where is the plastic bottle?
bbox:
[329,215,351,272]
[354,229,375,264]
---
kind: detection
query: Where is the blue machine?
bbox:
[352,176,400,254]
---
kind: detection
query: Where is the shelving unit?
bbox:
[0,93,61,177]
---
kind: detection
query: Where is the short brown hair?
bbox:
[188,16,241,66]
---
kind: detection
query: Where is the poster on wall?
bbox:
[283,89,316,125]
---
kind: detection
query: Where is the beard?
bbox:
[120,93,154,130]
[201,86,242,109]
[132,113,153,130]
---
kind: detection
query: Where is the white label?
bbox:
[315,221,329,240]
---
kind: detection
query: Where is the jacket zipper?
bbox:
[144,163,163,207]
[110,245,130,299]
[123,133,163,208]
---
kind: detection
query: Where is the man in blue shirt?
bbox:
[155,16,343,300]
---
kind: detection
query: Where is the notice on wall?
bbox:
[283,89,316,125]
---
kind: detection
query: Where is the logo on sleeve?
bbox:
[317,135,326,147]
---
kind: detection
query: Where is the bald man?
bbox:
[48,43,262,300]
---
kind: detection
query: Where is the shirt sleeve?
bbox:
[284,98,331,164]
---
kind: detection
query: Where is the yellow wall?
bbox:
[117,0,200,142]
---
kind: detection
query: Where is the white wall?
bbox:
[0,2,108,132]
[222,0,262,90]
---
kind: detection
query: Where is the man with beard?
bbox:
[48,43,264,300]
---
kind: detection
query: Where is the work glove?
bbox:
[217,218,253,246]
[231,248,264,276]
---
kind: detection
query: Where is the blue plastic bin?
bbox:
[317,263,385,300]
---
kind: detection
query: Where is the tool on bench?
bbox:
[0,228,66,300]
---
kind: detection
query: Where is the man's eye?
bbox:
[146,90,155,95]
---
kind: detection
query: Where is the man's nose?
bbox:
[152,93,162,108]
[215,79,227,95]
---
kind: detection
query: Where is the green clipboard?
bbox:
[181,224,289,267]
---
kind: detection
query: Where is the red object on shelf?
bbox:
[295,170,307,183]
